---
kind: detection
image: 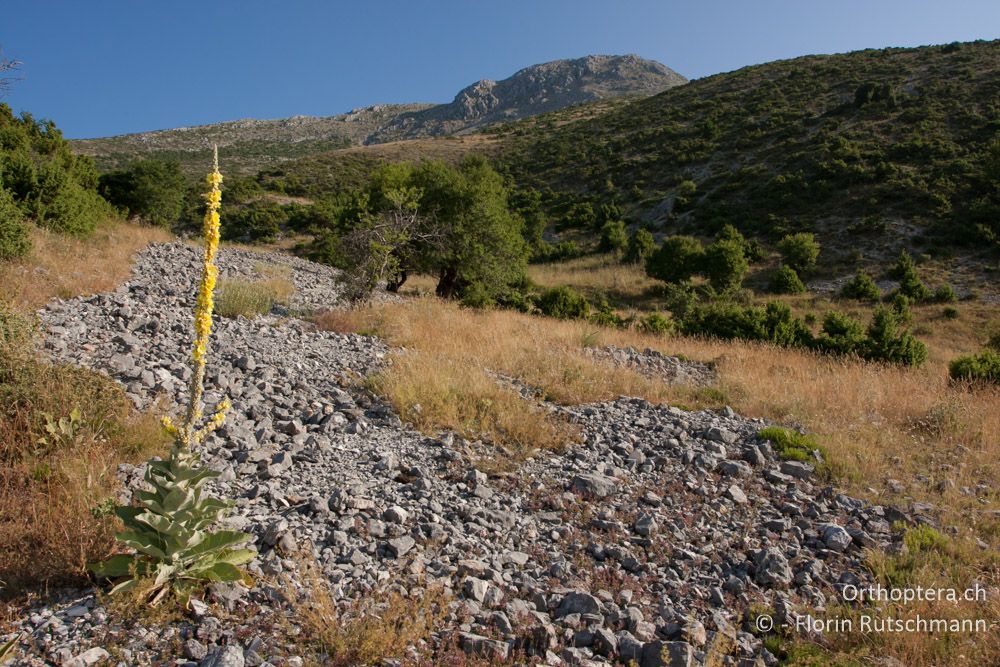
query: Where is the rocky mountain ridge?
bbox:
[72,55,685,176]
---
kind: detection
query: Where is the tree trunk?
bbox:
[436,266,459,299]
[386,270,407,293]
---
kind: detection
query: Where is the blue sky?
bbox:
[3,1,998,138]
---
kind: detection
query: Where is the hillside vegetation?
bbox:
[497,40,1000,265]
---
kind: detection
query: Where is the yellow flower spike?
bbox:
[178,145,226,451]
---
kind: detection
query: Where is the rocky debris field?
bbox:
[584,346,715,387]
[7,244,904,666]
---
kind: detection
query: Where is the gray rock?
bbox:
[569,474,617,498]
[200,645,245,667]
[640,640,693,667]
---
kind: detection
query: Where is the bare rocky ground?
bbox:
[5,243,906,666]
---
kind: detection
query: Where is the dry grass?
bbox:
[528,254,659,308]
[0,222,172,310]
[0,307,169,596]
[215,277,295,319]
[289,556,448,667]
[318,297,1000,665]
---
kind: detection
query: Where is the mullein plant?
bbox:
[91,148,255,604]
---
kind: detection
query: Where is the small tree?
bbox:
[99,159,187,227]
[703,238,749,291]
[537,286,589,320]
[598,219,628,255]
[623,228,655,264]
[777,232,820,274]
[815,311,865,355]
[0,185,29,260]
[864,306,927,366]
[841,270,880,301]
[645,235,704,284]
[769,264,806,294]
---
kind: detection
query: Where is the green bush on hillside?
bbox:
[0,104,110,239]
[623,228,655,264]
[769,264,806,294]
[702,238,749,291]
[948,349,1000,385]
[815,311,866,355]
[777,232,820,274]
[841,270,881,301]
[99,159,187,227]
[645,235,704,283]
[0,185,29,260]
[537,285,589,320]
[865,306,927,366]
[637,312,673,336]
[598,218,627,255]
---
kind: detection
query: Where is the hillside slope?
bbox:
[367,54,686,143]
[72,55,684,177]
[499,40,1000,264]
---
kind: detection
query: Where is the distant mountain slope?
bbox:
[367,55,686,143]
[72,104,432,177]
[499,39,1000,263]
[72,55,685,177]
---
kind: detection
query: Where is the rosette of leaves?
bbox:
[90,452,254,603]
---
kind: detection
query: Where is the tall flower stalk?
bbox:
[92,148,255,603]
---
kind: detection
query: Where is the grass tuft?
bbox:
[215,277,294,318]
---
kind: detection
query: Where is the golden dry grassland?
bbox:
[318,297,1000,666]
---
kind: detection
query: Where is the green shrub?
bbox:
[0,185,30,260]
[637,312,673,336]
[98,159,187,227]
[841,270,880,301]
[933,283,957,303]
[537,285,589,320]
[680,301,812,347]
[589,300,625,328]
[533,240,582,262]
[896,264,931,302]
[942,306,959,319]
[0,105,109,238]
[891,292,913,323]
[623,228,655,264]
[702,238,749,291]
[777,232,820,274]
[769,264,806,294]
[645,235,704,283]
[814,311,866,355]
[948,349,1000,385]
[598,219,627,255]
[222,202,288,243]
[865,306,928,366]
[888,250,917,280]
